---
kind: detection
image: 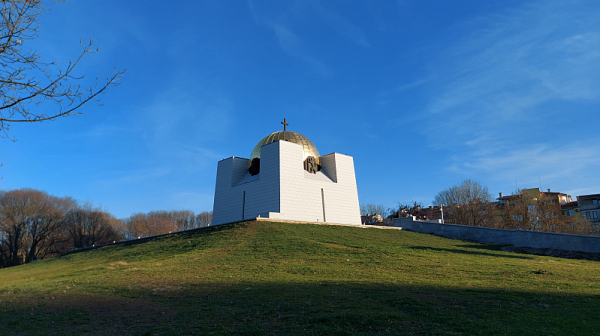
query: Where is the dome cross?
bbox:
[281,118,289,132]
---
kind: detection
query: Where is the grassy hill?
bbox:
[1,221,599,335]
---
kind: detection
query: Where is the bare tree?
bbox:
[126,210,186,238]
[195,211,212,228]
[498,191,531,230]
[123,210,213,238]
[0,0,124,139]
[169,210,195,231]
[0,189,74,267]
[498,190,592,234]
[392,201,441,221]
[433,179,495,227]
[63,204,123,249]
[360,203,390,217]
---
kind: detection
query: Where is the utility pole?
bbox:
[441,204,445,224]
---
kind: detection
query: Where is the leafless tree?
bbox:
[126,211,184,238]
[169,210,195,231]
[0,0,124,140]
[62,204,123,249]
[0,188,74,267]
[360,203,391,217]
[433,179,495,227]
[195,211,212,228]
[498,190,592,234]
[123,210,213,238]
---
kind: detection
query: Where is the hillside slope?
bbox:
[1,221,599,335]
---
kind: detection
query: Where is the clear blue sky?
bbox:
[3,0,600,218]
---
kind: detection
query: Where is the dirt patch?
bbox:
[105,261,129,269]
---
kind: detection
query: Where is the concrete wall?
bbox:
[392,217,600,253]
[278,141,361,225]
[318,153,361,224]
[212,144,281,225]
[212,140,361,226]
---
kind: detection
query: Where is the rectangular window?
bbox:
[585,211,598,220]
[567,210,574,216]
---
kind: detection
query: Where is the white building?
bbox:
[212,129,361,225]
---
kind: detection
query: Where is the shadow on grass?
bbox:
[410,246,533,259]
[1,282,598,336]
[454,244,510,251]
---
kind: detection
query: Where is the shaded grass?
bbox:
[1,221,599,335]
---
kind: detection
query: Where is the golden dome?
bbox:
[249,131,320,166]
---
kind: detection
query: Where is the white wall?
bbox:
[212,140,361,225]
[277,141,360,224]
[212,144,281,225]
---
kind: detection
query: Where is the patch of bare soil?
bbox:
[501,246,600,262]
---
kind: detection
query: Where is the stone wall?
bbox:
[392,216,600,253]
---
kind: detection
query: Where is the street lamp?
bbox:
[440,204,445,224]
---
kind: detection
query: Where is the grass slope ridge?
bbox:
[1,221,599,335]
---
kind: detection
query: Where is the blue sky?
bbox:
[2,0,600,218]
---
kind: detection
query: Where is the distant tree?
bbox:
[0,0,124,140]
[0,189,74,267]
[127,212,174,238]
[62,204,123,249]
[498,190,592,234]
[125,213,145,239]
[360,203,393,225]
[433,179,495,227]
[195,211,212,228]
[498,189,536,230]
[392,201,425,218]
[124,210,211,238]
[391,201,443,221]
[360,203,390,217]
[565,216,593,235]
[171,210,196,231]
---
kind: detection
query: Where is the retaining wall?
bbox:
[392,217,600,253]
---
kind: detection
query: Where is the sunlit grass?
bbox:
[1,221,599,335]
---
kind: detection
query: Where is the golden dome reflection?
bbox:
[249,131,320,167]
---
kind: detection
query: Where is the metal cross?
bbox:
[281,118,289,132]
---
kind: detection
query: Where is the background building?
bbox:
[576,194,600,232]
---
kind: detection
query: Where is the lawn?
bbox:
[1,221,599,335]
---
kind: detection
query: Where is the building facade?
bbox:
[212,131,361,226]
[496,188,573,229]
[576,194,600,232]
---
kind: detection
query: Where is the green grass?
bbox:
[1,221,599,335]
